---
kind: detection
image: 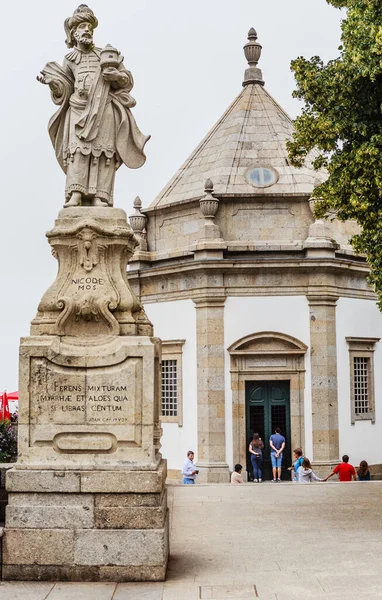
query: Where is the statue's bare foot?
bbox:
[64,192,82,208]
[93,197,108,207]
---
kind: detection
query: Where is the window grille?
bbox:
[161,359,178,417]
[353,357,369,415]
[346,337,379,424]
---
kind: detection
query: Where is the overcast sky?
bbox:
[0,0,343,391]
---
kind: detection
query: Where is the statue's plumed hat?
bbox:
[64,4,98,48]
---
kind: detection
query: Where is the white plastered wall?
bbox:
[336,298,382,465]
[224,296,312,470]
[144,300,197,471]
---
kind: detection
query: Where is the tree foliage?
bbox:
[287,0,382,307]
[0,420,17,463]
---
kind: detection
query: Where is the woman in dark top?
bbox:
[249,433,264,483]
[357,460,371,481]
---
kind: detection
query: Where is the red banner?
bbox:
[0,391,12,421]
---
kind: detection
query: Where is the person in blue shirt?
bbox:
[269,427,286,482]
[288,447,304,481]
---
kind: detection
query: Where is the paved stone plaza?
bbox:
[1,481,382,599]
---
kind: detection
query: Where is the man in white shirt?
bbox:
[182,450,198,484]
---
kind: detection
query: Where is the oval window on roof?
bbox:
[246,166,279,188]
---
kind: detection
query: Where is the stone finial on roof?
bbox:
[243,27,264,87]
[129,196,149,252]
[200,179,219,220]
[204,179,214,193]
[199,178,222,242]
[133,195,142,210]
[129,196,147,234]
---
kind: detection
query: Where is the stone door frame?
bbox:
[228,331,307,472]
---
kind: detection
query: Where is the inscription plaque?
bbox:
[30,357,141,426]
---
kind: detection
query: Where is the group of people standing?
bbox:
[245,428,372,483]
[248,427,286,483]
[234,428,371,484]
[181,431,372,484]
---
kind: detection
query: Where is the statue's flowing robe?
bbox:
[42,47,150,204]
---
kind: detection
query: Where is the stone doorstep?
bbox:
[6,461,167,494]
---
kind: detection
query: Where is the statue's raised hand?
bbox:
[37,74,48,85]
[102,67,124,83]
[36,73,62,95]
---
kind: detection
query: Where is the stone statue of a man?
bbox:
[37,4,150,208]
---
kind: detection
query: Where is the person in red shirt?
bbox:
[324,455,357,482]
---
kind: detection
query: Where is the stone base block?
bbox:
[6,461,166,493]
[196,463,230,483]
[311,461,341,479]
[370,463,382,480]
[3,464,169,581]
[94,491,167,529]
[166,468,181,482]
[3,515,169,581]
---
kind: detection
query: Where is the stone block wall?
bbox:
[2,463,169,582]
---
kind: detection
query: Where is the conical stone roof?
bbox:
[150,30,325,209]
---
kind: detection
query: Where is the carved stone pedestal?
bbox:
[31,207,152,337]
[3,208,168,581]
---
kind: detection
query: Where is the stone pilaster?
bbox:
[307,294,340,474]
[193,296,230,483]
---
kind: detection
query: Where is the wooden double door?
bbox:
[246,380,291,481]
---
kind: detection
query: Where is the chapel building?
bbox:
[128,30,382,481]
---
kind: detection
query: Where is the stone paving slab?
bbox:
[44,582,116,599]
[1,482,382,599]
[113,582,164,599]
[0,581,55,600]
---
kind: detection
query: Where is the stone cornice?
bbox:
[129,255,370,279]
[193,295,227,308]
[129,246,364,265]
[127,254,376,304]
[161,339,186,347]
[306,294,339,307]
[346,336,380,348]
[131,253,369,271]
[143,193,312,214]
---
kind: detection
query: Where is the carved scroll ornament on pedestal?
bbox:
[31,215,152,337]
